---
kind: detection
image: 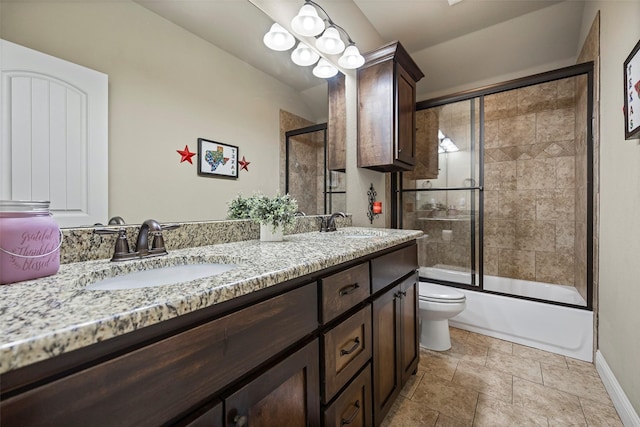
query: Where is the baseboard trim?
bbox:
[595,350,640,426]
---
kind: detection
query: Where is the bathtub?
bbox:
[420,266,594,362]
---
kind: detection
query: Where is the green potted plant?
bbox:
[227,193,298,241]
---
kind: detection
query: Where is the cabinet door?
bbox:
[225,340,320,427]
[184,400,223,427]
[399,275,419,384]
[372,285,401,426]
[396,63,416,167]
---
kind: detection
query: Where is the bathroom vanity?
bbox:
[0,226,421,426]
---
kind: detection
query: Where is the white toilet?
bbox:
[418,282,466,351]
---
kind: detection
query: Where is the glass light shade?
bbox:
[338,44,365,69]
[291,42,320,66]
[312,58,339,78]
[315,27,345,55]
[263,23,295,51]
[291,4,325,37]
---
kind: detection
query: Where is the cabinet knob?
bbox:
[234,415,247,426]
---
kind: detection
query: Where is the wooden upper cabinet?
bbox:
[328,73,346,172]
[357,41,424,172]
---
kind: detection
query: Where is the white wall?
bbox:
[579,0,640,416]
[0,0,315,225]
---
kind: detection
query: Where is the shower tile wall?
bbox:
[279,110,324,215]
[483,78,578,286]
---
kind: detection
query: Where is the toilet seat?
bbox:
[419,282,466,303]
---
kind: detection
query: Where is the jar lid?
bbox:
[0,200,51,212]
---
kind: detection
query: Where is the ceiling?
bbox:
[136,0,586,106]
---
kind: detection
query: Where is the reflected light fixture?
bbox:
[291,42,320,66]
[313,58,338,78]
[290,3,325,37]
[263,23,295,51]
[438,130,459,153]
[338,44,365,69]
[315,26,345,55]
[263,0,365,78]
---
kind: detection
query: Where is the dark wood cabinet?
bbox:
[1,241,419,427]
[357,41,424,172]
[328,73,346,172]
[371,247,419,426]
[323,364,372,427]
[224,339,320,427]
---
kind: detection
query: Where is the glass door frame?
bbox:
[392,61,595,311]
[285,123,345,215]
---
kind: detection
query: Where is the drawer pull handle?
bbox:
[340,400,361,425]
[339,283,360,296]
[340,337,361,356]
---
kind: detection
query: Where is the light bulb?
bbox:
[316,27,345,55]
[291,42,319,66]
[338,44,365,69]
[313,58,339,78]
[291,4,325,37]
[263,23,295,51]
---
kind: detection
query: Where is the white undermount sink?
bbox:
[85,263,237,291]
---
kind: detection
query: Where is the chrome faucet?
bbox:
[321,212,346,232]
[95,219,180,261]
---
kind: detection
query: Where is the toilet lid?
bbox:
[419,282,466,302]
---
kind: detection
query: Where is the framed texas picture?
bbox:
[197,138,239,178]
[624,39,640,140]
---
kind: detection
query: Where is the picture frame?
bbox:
[197,138,239,178]
[624,39,640,140]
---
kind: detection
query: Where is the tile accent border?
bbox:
[595,350,640,426]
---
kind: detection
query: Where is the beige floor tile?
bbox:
[450,327,470,343]
[566,357,600,378]
[452,360,513,403]
[473,393,548,426]
[381,395,439,427]
[579,397,623,426]
[436,413,474,427]
[400,370,425,399]
[513,343,568,368]
[419,349,460,382]
[486,348,543,383]
[466,331,513,354]
[412,372,479,424]
[513,377,587,425]
[541,362,611,404]
[442,336,490,366]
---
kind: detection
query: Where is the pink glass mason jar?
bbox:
[0,201,62,285]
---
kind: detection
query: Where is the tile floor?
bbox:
[381,327,623,426]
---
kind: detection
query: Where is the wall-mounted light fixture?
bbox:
[263,0,365,78]
[367,183,382,224]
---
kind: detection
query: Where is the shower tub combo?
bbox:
[421,266,593,362]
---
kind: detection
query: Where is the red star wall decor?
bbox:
[239,156,251,171]
[177,145,196,164]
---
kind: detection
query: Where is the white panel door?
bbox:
[0,39,108,227]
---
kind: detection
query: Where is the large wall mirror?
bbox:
[0,0,330,227]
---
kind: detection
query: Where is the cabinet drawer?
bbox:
[321,262,370,323]
[323,364,372,427]
[371,244,417,294]
[1,283,318,427]
[322,304,372,403]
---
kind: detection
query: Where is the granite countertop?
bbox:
[0,227,422,374]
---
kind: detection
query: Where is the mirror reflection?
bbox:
[0,0,330,227]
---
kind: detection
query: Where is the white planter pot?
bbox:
[260,223,284,242]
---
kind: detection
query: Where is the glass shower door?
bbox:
[401,98,481,287]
